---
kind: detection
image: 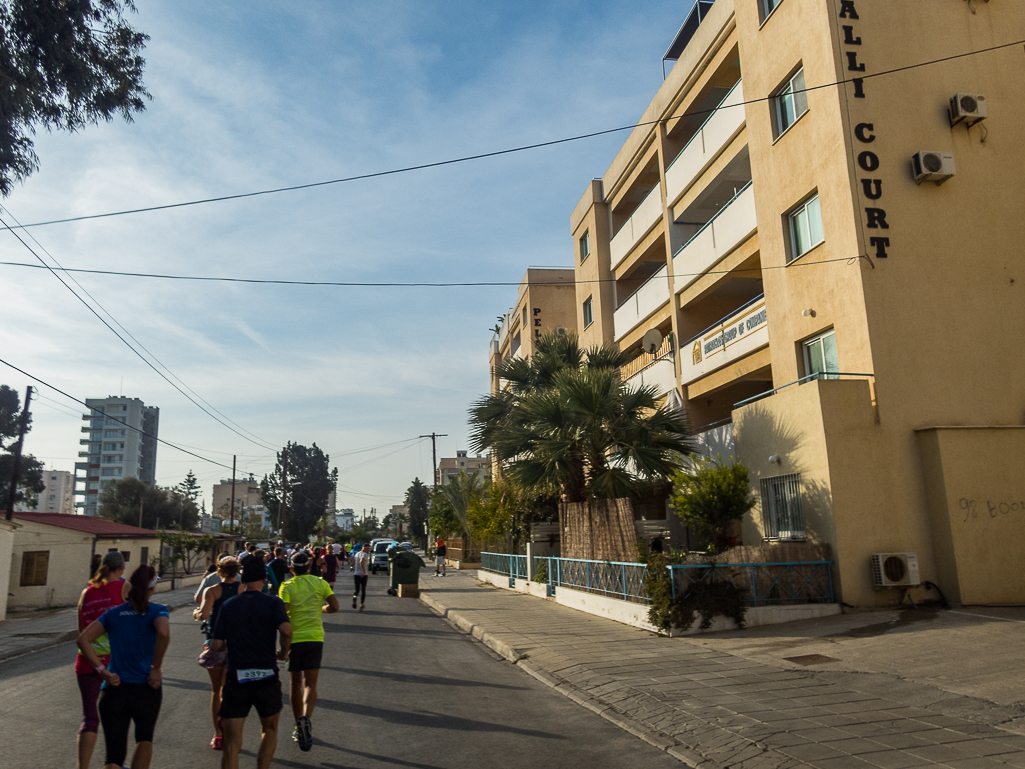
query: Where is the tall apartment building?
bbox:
[26,469,75,514]
[75,397,159,516]
[436,451,493,487]
[489,267,577,396]
[567,0,1024,606]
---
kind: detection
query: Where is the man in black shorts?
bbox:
[212,555,292,769]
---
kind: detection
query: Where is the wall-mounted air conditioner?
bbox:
[949,93,987,127]
[871,552,921,588]
[912,151,956,185]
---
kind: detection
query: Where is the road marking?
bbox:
[948,610,1025,624]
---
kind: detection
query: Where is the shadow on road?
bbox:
[325,623,450,638]
[322,666,526,690]
[315,699,567,739]
[160,676,212,692]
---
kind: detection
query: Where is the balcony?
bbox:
[680,294,768,385]
[665,80,746,206]
[673,181,756,292]
[692,420,735,458]
[622,337,677,395]
[610,185,663,270]
[613,265,670,342]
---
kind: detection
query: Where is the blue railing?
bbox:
[480,552,529,587]
[545,557,649,605]
[667,561,835,606]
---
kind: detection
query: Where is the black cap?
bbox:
[239,554,266,583]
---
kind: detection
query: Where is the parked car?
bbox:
[369,538,396,574]
[397,542,414,552]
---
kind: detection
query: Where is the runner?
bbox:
[268,547,289,593]
[352,543,371,611]
[194,556,241,750]
[194,562,220,604]
[212,555,292,769]
[322,547,339,589]
[77,564,169,769]
[75,551,128,769]
[434,536,447,577]
[309,547,323,578]
[277,552,339,751]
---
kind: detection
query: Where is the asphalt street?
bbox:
[0,572,682,769]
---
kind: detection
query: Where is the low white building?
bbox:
[7,513,160,612]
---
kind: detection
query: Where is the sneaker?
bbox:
[359,604,365,612]
[352,597,357,609]
[292,725,300,743]
[210,735,223,750]
[297,716,313,752]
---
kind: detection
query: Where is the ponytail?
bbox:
[89,550,125,588]
[127,564,155,614]
[88,563,114,588]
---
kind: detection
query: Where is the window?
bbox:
[101,455,123,464]
[760,474,804,540]
[579,231,590,263]
[787,193,824,261]
[774,67,808,136]
[20,551,49,586]
[522,306,527,326]
[583,297,594,328]
[803,329,839,379]
[761,0,783,21]
[120,551,130,562]
[140,547,149,566]
[101,468,122,477]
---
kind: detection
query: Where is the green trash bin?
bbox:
[387,544,425,596]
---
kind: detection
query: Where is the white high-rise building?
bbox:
[27,469,75,514]
[74,397,159,516]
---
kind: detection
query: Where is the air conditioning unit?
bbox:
[871,552,921,588]
[912,151,956,185]
[949,92,987,127]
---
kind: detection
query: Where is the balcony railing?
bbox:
[610,184,664,270]
[665,80,746,205]
[613,265,670,341]
[733,372,876,409]
[673,181,756,293]
[680,294,768,385]
[620,335,674,379]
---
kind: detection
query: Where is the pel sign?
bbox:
[959,497,1024,522]
[840,0,891,258]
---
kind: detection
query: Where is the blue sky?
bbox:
[1,1,689,512]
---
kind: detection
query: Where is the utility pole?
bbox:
[419,432,448,489]
[5,386,33,522]
[229,455,237,537]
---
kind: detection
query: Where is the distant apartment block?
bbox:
[436,451,492,487]
[25,470,74,515]
[75,397,159,517]
[212,475,336,521]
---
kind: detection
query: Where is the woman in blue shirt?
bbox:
[78,563,170,769]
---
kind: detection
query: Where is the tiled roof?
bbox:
[11,512,157,537]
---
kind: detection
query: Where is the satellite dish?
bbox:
[642,328,663,355]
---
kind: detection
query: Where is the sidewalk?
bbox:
[0,585,198,663]
[419,571,1025,769]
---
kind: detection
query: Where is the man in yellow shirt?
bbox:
[277,551,339,752]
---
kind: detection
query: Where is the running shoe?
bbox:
[211,735,223,750]
[359,604,365,612]
[351,596,357,609]
[292,725,300,743]
[297,716,313,751]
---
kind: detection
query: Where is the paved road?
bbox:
[0,572,682,768]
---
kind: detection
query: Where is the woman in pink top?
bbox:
[75,550,129,769]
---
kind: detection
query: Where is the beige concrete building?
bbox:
[568,0,1025,606]
[7,513,160,611]
[24,469,75,515]
[436,451,492,487]
[489,267,577,395]
[211,475,263,519]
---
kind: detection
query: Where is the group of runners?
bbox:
[73,539,380,769]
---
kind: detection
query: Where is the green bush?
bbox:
[644,552,747,633]
[669,457,754,554]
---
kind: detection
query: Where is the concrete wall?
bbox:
[7,521,160,611]
[0,521,16,621]
[916,427,1025,606]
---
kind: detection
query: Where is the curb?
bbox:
[419,589,722,769]
[0,594,196,664]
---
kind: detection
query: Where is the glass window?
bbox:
[579,231,590,263]
[583,297,594,328]
[788,193,824,261]
[762,0,783,20]
[20,551,49,586]
[775,67,808,136]
[760,474,804,540]
[803,329,839,379]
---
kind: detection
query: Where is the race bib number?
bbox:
[236,668,275,683]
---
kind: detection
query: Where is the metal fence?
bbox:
[667,561,835,606]
[480,552,529,586]
[547,557,649,604]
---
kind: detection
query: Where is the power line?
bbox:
[0,356,234,471]
[0,212,278,451]
[0,255,861,287]
[6,38,1022,231]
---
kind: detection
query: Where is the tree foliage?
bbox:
[175,470,200,503]
[98,475,200,531]
[466,476,558,553]
[469,333,693,502]
[669,457,754,554]
[404,477,430,543]
[158,530,217,574]
[0,384,44,507]
[428,486,461,539]
[0,0,150,195]
[260,442,336,542]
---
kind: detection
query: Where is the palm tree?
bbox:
[469,332,693,502]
